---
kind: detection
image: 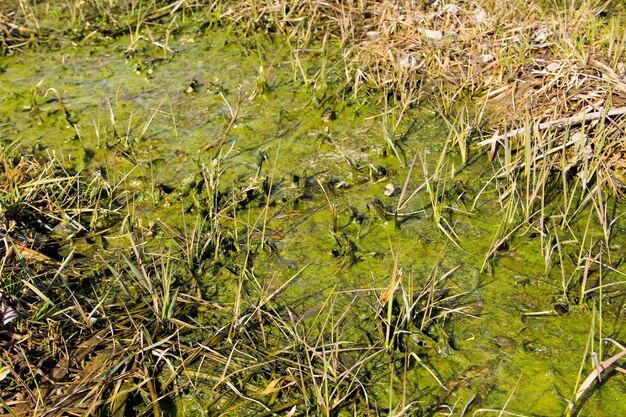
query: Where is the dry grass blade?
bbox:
[574,339,626,403]
[202,87,244,152]
[0,8,40,53]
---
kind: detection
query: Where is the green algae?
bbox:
[1,13,626,417]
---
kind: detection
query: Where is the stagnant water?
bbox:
[2,23,625,416]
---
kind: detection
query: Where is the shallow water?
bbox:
[2,21,625,416]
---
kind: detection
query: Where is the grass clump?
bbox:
[0,143,468,416]
[0,145,206,416]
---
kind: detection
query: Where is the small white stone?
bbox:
[473,8,488,23]
[399,54,422,70]
[421,28,444,40]
[480,53,494,63]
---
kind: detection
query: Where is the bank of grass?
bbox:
[3,0,625,196]
[2,0,626,415]
[226,0,626,189]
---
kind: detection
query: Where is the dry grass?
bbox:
[213,0,625,199]
[0,0,40,54]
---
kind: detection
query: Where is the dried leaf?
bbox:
[0,366,11,382]
[399,54,422,70]
[0,294,19,326]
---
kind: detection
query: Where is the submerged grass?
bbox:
[0,143,468,416]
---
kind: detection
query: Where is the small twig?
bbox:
[479,106,626,146]
[202,87,243,152]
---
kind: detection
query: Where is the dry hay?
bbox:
[348,1,626,195]
[226,0,626,196]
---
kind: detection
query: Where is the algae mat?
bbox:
[1,20,626,417]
